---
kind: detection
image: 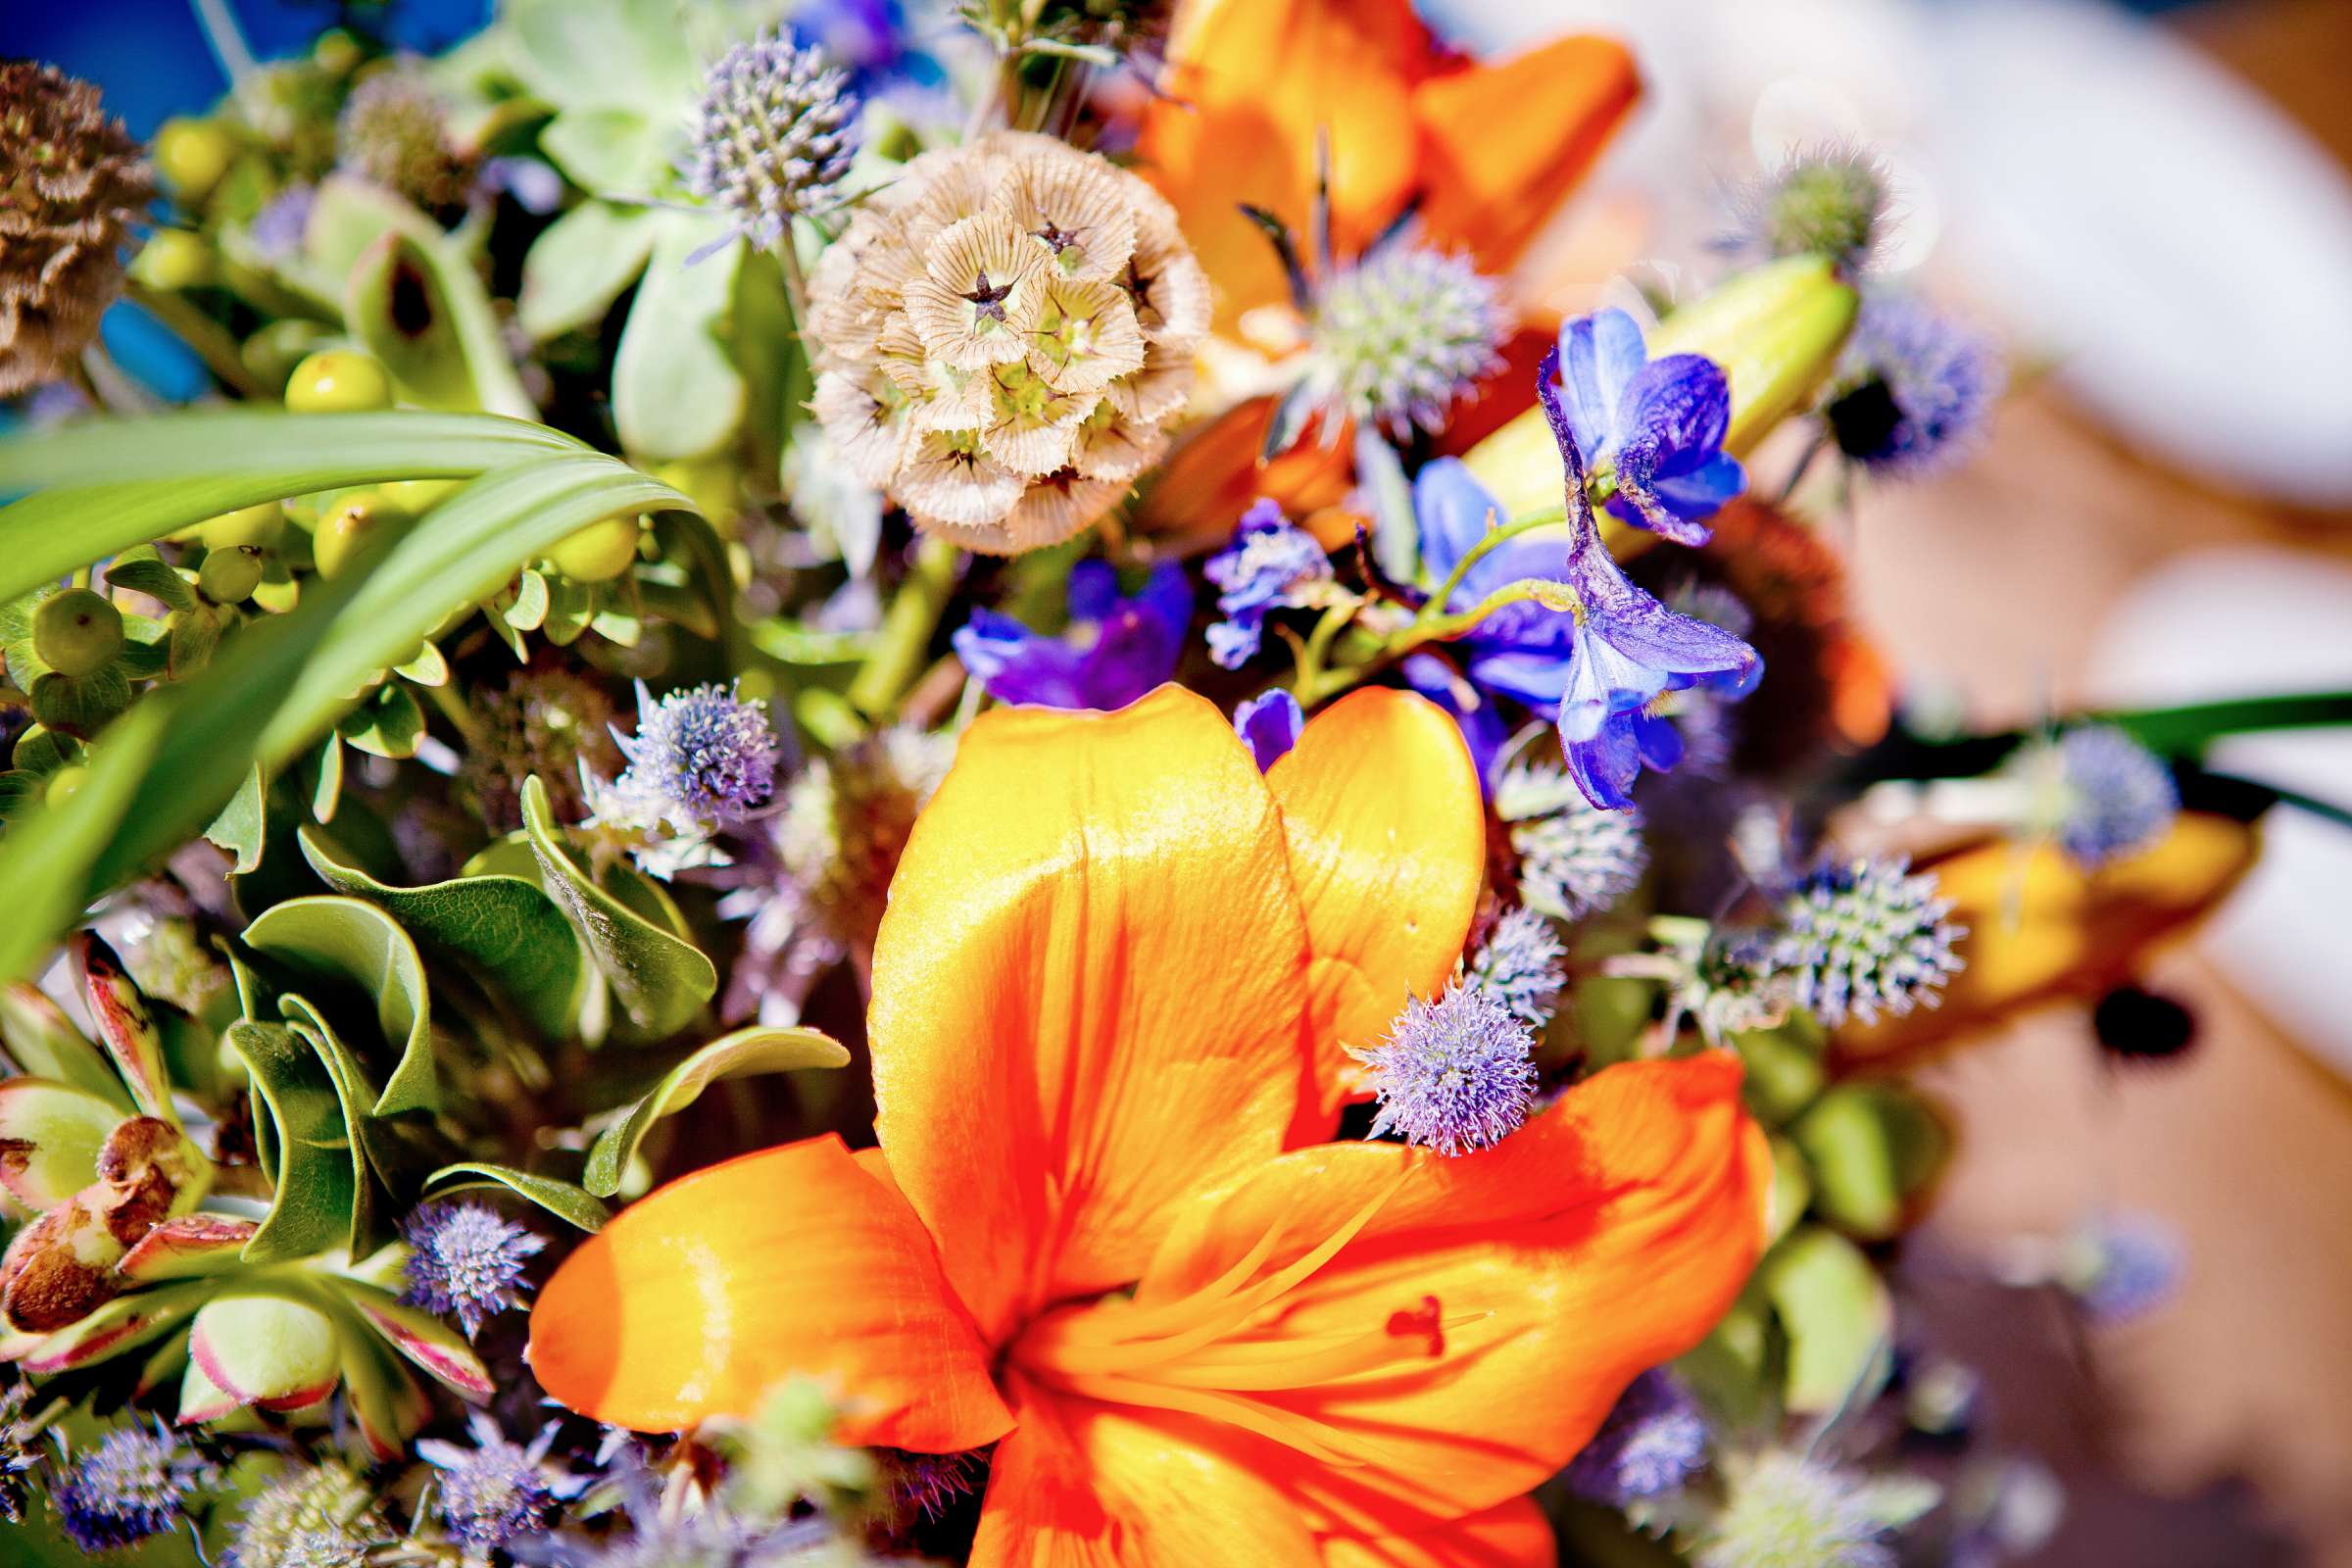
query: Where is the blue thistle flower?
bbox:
[1564,1369,1710,1507]
[1828,292,2004,479]
[613,681,781,835]
[418,1415,589,1555]
[2012,724,2178,870]
[400,1201,545,1338]
[1698,1450,1929,1568]
[1351,984,1537,1157]
[1770,857,1964,1028]
[1202,500,1333,668]
[1232,688,1304,772]
[588,1507,842,1567]
[1468,906,1566,1028]
[1494,762,1647,921]
[51,1425,206,1552]
[0,1381,36,1524]
[2065,1212,2183,1325]
[225,1462,386,1568]
[686,30,857,252]
[1308,245,1506,438]
[248,183,317,263]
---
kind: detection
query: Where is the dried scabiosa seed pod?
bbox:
[0,63,156,398]
[807,130,1210,554]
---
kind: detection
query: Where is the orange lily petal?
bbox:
[1837,813,2257,1064]
[1118,1054,1769,1532]
[1141,0,1436,323]
[970,1387,1322,1567]
[1130,398,1358,550]
[1265,688,1485,1136]
[526,1136,1012,1446]
[1413,36,1642,272]
[1320,1496,1556,1568]
[868,686,1315,1346]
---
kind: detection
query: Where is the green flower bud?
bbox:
[543,515,642,583]
[130,229,216,292]
[32,588,124,676]
[1647,254,1859,459]
[153,118,238,203]
[198,546,265,604]
[241,319,334,394]
[284,349,393,414]
[197,500,286,551]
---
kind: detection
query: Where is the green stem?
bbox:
[1303,579,1566,706]
[1412,507,1569,631]
[773,227,812,348]
[848,538,960,718]
[1290,601,1357,701]
[127,281,268,399]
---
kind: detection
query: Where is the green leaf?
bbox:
[0,410,584,606]
[613,216,747,461]
[584,1026,849,1196]
[225,1020,359,1264]
[0,982,128,1106]
[74,932,176,1123]
[343,1282,495,1399]
[1761,1224,1893,1416]
[539,109,678,194]
[1791,1084,1950,1242]
[103,552,198,613]
[337,682,425,760]
[346,229,536,419]
[302,732,344,823]
[205,764,268,875]
[299,827,588,1040]
[244,898,438,1117]
[0,1078,121,1207]
[423,1160,609,1232]
[520,774,715,1038]
[278,996,389,1255]
[519,202,662,339]
[507,0,698,115]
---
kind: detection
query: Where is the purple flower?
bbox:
[954,561,1190,710]
[1828,292,2003,479]
[612,681,781,834]
[1565,1370,1710,1506]
[401,1202,545,1338]
[1202,500,1332,668]
[1350,984,1537,1157]
[53,1427,208,1552]
[2068,1213,2183,1325]
[1551,308,1744,545]
[1232,689,1303,771]
[418,1415,590,1555]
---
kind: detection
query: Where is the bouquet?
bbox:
[0,2,2317,1563]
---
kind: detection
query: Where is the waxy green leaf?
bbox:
[423,1161,609,1233]
[225,1020,359,1264]
[246,898,437,1118]
[583,1026,850,1196]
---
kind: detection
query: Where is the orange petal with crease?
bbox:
[1320,1495,1556,1568]
[526,1136,1012,1447]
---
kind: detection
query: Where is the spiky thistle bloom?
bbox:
[806,130,1209,553]
[464,667,623,830]
[2008,724,2178,870]
[1736,141,1890,275]
[0,1381,35,1524]
[587,1508,846,1567]
[687,31,857,250]
[51,1425,208,1552]
[1768,857,1963,1028]
[336,63,469,211]
[1495,763,1648,921]
[613,681,781,835]
[418,1415,590,1555]
[400,1201,545,1338]
[0,64,156,398]
[1305,245,1505,439]
[1468,906,1567,1028]
[1696,1450,1929,1568]
[227,1462,388,1568]
[2063,1212,2183,1325]
[1826,292,2004,479]
[1350,984,1538,1156]
[1564,1369,1710,1507]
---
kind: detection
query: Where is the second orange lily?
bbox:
[529,686,1769,1564]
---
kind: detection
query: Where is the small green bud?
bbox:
[198,546,265,604]
[313,493,406,579]
[32,589,124,676]
[544,515,643,583]
[1646,254,1860,459]
[197,501,286,551]
[1750,145,1888,273]
[131,229,216,292]
[313,29,364,76]
[153,118,238,202]
[285,349,393,414]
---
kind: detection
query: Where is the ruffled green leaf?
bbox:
[584,1026,849,1197]
[279,996,391,1256]
[225,1020,359,1264]
[245,898,436,1117]
[206,763,269,875]
[336,681,425,760]
[423,1160,609,1233]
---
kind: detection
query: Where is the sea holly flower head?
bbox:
[1768,856,1964,1028]
[400,1201,545,1338]
[1467,906,1567,1028]
[1351,982,1540,1156]
[685,30,857,252]
[1496,762,1648,920]
[1698,1450,1935,1568]
[1564,1368,1710,1506]
[1827,291,2004,479]
[953,560,1190,710]
[2062,1211,2183,1324]
[1202,499,1334,667]
[1552,308,1745,546]
[612,681,782,836]
[1305,243,1507,439]
[52,1425,209,1552]
[2008,723,2178,870]
[417,1414,589,1555]
[1736,142,1892,274]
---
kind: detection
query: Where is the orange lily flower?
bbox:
[1138,0,1640,327]
[528,686,1769,1564]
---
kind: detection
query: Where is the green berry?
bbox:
[44,766,89,806]
[313,494,405,579]
[380,478,463,514]
[132,229,217,292]
[198,547,266,604]
[543,515,642,583]
[285,350,393,414]
[242,320,333,393]
[32,590,124,677]
[197,501,286,551]
[154,118,237,202]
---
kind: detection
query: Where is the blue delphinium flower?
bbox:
[401,1201,545,1339]
[1232,688,1304,772]
[613,681,781,835]
[52,1426,207,1551]
[1565,1369,1710,1507]
[2011,724,2178,869]
[1828,292,2004,479]
[418,1414,590,1556]
[1202,500,1332,667]
[953,561,1190,710]
[1468,906,1566,1028]
[1551,308,1745,545]
[1350,984,1537,1156]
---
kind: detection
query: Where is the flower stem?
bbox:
[848,538,960,718]
[774,226,813,347]
[1412,506,1569,632]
